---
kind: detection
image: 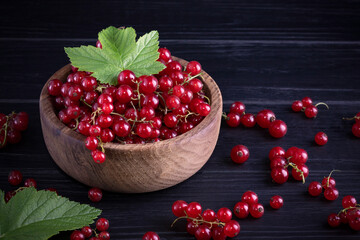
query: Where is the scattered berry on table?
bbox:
[8,170,23,186]
[230,145,249,164]
[270,195,284,209]
[96,218,109,232]
[24,178,37,188]
[88,187,103,202]
[315,132,328,145]
[249,203,265,218]
[142,231,160,240]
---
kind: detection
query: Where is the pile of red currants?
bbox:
[327,195,360,231]
[47,46,211,164]
[71,218,110,240]
[0,111,29,148]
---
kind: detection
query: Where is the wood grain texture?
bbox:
[0,0,360,239]
[39,58,222,193]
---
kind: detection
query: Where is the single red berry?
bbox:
[88,187,103,202]
[142,231,160,240]
[24,178,37,188]
[202,209,216,222]
[186,221,198,235]
[240,113,256,127]
[290,148,308,165]
[186,202,202,218]
[342,195,357,209]
[139,76,158,94]
[269,146,286,161]
[233,201,249,218]
[70,230,85,240]
[211,226,226,240]
[100,128,114,143]
[226,113,241,127]
[352,123,360,138]
[164,113,178,128]
[186,61,202,75]
[270,195,284,209]
[308,181,322,196]
[172,85,185,98]
[68,85,83,101]
[324,188,339,201]
[158,76,173,92]
[97,93,113,106]
[271,167,289,184]
[81,226,92,238]
[96,218,109,232]
[217,207,232,223]
[89,125,102,137]
[118,70,136,86]
[188,78,203,93]
[302,97,313,107]
[348,209,360,221]
[256,109,276,128]
[112,121,131,137]
[85,136,99,151]
[116,85,133,103]
[165,61,182,75]
[223,220,240,237]
[230,101,245,115]
[98,114,113,128]
[12,112,29,131]
[269,120,287,138]
[314,132,328,145]
[7,129,22,144]
[4,191,16,203]
[96,40,102,48]
[48,79,63,96]
[169,71,185,85]
[136,123,152,138]
[322,177,336,189]
[91,150,106,164]
[249,203,264,218]
[172,200,188,217]
[158,47,171,63]
[339,211,349,224]
[180,88,193,104]
[101,103,114,115]
[194,225,211,240]
[328,213,341,228]
[270,156,287,169]
[8,170,23,186]
[166,95,181,109]
[241,191,258,205]
[196,102,211,117]
[291,164,309,181]
[98,231,110,240]
[304,105,318,118]
[291,100,303,112]
[349,217,360,231]
[230,145,249,164]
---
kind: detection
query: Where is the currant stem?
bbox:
[222,112,229,120]
[288,162,305,184]
[72,118,80,130]
[325,169,341,188]
[154,91,168,114]
[337,206,360,216]
[342,116,360,121]
[314,102,329,110]
[171,213,225,228]
[80,98,92,108]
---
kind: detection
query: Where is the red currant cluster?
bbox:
[233,191,265,219]
[343,112,360,138]
[327,195,360,231]
[5,170,56,203]
[171,200,240,239]
[0,111,29,148]
[308,170,340,200]
[48,47,211,164]
[291,96,329,118]
[71,218,110,240]
[88,187,103,202]
[269,146,309,184]
[223,102,287,138]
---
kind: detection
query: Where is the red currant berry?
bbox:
[85,136,99,151]
[233,202,249,219]
[249,203,264,218]
[180,88,193,104]
[302,97,313,107]
[349,217,360,231]
[186,61,202,75]
[269,146,286,161]
[172,200,188,217]
[12,112,29,131]
[188,78,203,93]
[186,202,202,218]
[241,191,258,205]
[270,195,284,209]
[186,221,198,235]
[226,113,241,127]
[291,100,303,112]
[342,195,357,208]
[78,121,91,136]
[98,114,113,128]
[89,125,102,137]
[158,47,171,63]
[217,207,232,223]
[8,170,23,186]
[211,226,226,240]
[97,94,113,106]
[136,123,152,138]
[96,218,109,232]
[7,129,22,144]
[166,61,182,74]
[70,230,85,240]
[291,164,309,181]
[118,70,136,86]
[194,225,211,240]
[140,76,158,94]
[202,209,216,222]
[81,226,92,238]
[172,85,185,98]
[48,79,63,96]
[269,120,287,138]
[101,103,114,115]
[96,40,102,48]
[328,213,341,228]
[256,109,276,128]
[88,187,103,202]
[24,178,37,188]
[324,187,339,201]
[68,85,83,101]
[158,76,173,92]
[352,123,360,138]
[240,113,256,127]
[230,145,249,164]
[98,231,110,240]
[230,101,245,115]
[58,110,71,124]
[164,113,178,128]
[223,220,240,237]
[270,156,287,169]
[116,85,133,103]
[100,128,114,143]
[112,121,131,137]
[339,211,349,224]
[308,181,322,196]
[166,95,181,109]
[4,191,16,203]
[304,105,318,118]
[92,150,106,164]
[271,167,289,184]
[322,177,336,189]
[196,103,211,117]
[67,105,81,119]
[142,231,160,240]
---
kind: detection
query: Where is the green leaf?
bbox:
[64,26,165,85]
[0,188,101,240]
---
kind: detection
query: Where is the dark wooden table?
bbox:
[1,1,360,239]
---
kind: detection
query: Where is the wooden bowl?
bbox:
[39,57,223,193]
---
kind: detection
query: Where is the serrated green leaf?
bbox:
[0,188,101,240]
[64,26,166,85]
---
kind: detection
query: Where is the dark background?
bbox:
[1,0,360,239]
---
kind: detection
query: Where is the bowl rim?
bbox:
[40,56,222,151]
